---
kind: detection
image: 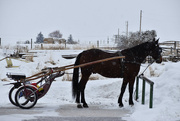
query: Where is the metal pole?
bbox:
[149,83,154,108]
[142,79,146,104]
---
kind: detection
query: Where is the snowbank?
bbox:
[127,62,180,121]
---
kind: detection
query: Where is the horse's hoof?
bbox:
[129,102,134,106]
[129,104,134,107]
[77,104,83,108]
[83,104,89,108]
[119,103,124,108]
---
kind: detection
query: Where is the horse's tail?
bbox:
[72,52,82,99]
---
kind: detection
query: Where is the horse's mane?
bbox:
[122,41,149,53]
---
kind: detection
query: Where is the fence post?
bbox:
[41,44,43,49]
[142,79,146,104]
[97,40,99,48]
[135,76,139,100]
[31,39,33,49]
[149,83,154,108]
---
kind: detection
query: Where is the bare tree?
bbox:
[48,30,63,39]
[116,30,157,49]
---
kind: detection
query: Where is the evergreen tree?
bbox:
[67,34,74,44]
[36,32,44,43]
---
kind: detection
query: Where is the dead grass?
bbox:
[62,73,72,81]
[25,55,34,62]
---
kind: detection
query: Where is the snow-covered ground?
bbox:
[0,48,180,121]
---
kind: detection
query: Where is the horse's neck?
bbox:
[123,46,149,63]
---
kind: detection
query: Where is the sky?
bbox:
[0,0,180,45]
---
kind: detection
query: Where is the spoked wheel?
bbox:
[15,86,38,109]
[9,87,18,106]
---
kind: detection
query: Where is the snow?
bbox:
[0,48,180,121]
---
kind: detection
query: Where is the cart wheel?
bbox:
[9,87,18,106]
[10,86,30,107]
[15,86,38,109]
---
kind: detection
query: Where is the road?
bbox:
[0,104,130,121]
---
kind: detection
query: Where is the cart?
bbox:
[5,56,125,109]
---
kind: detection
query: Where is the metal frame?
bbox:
[135,74,154,108]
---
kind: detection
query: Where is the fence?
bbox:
[159,41,180,62]
[135,74,154,108]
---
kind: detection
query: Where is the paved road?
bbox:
[24,117,126,121]
[0,104,130,121]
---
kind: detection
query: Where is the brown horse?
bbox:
[72,38,162,108]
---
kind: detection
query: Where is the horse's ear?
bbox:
[153,38,156,42]
[156,38,159,43]
[154,38,159,45]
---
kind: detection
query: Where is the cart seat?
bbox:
[7,72,26,80]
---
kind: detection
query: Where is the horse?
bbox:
[72,38,162,108]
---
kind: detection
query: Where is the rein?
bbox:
[140,60,155,75]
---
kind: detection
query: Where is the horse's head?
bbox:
[147,38,162,63]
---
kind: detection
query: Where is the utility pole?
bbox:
[126,21,128,38]
[107,36,109,44]
[139,10,142,35]
[115,28,120,43]
[118,28,120,42]
[118,28,120,36]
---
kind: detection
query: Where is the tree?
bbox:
[48,30,62,39]
[25,40,30,44]
[67,34,77,44]
[67,34,73,44]
[116,30,157,49]
[36,32,44,43]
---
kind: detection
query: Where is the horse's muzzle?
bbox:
[156,56,162,63]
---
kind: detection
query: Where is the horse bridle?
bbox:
[149,46,162,62]
[141,46,162,75]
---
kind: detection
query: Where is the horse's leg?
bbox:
[118,79,128,107]
[76,74,90,108]
[129,77,135,106]
[79,74,90,108]
[75,84,82,108]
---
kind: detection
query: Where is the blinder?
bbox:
[149,46,162,63]
[158,47,162,54]
[154,47,162,62]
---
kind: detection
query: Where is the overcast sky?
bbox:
[0,0,180,45]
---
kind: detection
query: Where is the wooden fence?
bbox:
[159,41,180,62]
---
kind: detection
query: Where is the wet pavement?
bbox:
[0,104,130,121]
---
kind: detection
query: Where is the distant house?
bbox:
[43,38,66,44]
[44,38,54,44]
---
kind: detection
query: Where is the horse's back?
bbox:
[79,49,122,78]
[80,49,118,61]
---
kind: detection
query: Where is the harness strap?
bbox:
[117,51,124,77]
